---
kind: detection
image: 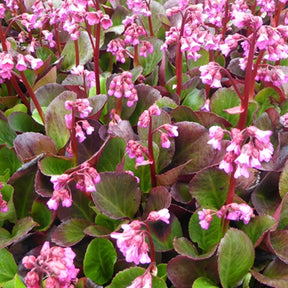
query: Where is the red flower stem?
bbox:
[274,1,284,27]
[145,221,156,263]
[19,71,45,124]
[116,97,123,116]
[237,27,258,131]
[70,109,78,164]
[134,44,139,67]
[74,40,80,67]
[148,116,157,187]
[221,0,229,40]
[148,15,154,37]
[10,75,30,109]
[54,24,62,55]
[94,23,101,95]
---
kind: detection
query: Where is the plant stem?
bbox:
[70,109,78,164]
[74,39,80,67]
[226,168,236,204]
[134,44,139,67]
[145,222,156,263]
[19,71,45,124]
[237,27,258,131]
[148,15,154,37]
[148,116,157,187]
[94,23,101,95]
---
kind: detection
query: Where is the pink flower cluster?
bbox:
[19,0,112,41]
[126,140,152,168]
[47,162,100,210]
[126,0,151,17]
[208,126,273,179]
[108,71,138,107]
[65,99,94,143]
[138,104,178,149]
[198,203,254,230]
[70,65,96,88]
[127,270,152,288]
[22,241,79,288]
[110,209,170,265]
[0,51,43,83]
[107,16,153,63]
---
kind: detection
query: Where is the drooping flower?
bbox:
[22,241,79,288]
[198,209,214,230]
[127,271,152,288]
[111,220,151,265]
[207,126,224,150]
[147,208,170,224]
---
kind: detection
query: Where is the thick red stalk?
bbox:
[94,24,101,95]
[19,71,45,124]
[74,40,80,67]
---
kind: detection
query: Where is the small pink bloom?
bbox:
[198,209,213,230]
[100,14,113,30]
[147,208,170,224]
[234,164,250,179]
[207,126,224,151]
[16,54,27,71]
[161,133,171,149]
[127,271,152,288]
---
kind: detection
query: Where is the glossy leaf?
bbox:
[8,112,43,133]
[167,255,219,288]
[238,215,276,246]
[107,267,167,288]
[279,160,288,198]
[52,218,91,246]
[84,238,117,285]
[0,249,17,285]
[0,120,17,148]
[39,156,74,176]
[173,237,217,260]
[3,274,26,288]
[0,217,37,250]
[189,168,229,210]
[218,228,254,288]
[189,211,223,251]
[210,88,240,126]
[0,184,16,223]
[193,277,219,288]
[45,91,76,150]
[30,201,53,231]
[0,147,21,178]
[14,132,57,162]
[270,230,288,264]
[92,172,141,219]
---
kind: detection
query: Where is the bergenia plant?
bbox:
[1,0,288,287]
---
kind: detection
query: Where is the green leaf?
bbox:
[279,161,288,198]
[173,237,217,260]
[84,238,117,285]
[182,88,205,111]
[0,120,17,148]
[52,218,91,246]
[8,112,43,133]
[61,31,94,70]
[0,147,21,178]
[238,215,276,245]
[0,217,37,249]
[0,249,17,285]
[218,228,254,288]
[149,214,182,251]
[96,137,126,172]
[139,37,163,76]
[4,103,27,117]
[30,201,53,231]
[45,91,77,150]
[193,277,219,288]
[0,184,16,223]
[3,274,26,288]
[39,156,74,176]
[107,267,167,288]
[255,88,279,118]
[189,211,223,251]
[210,88,240,126]
[187,49,209,69]
[270,230,288,264]
[92,172,141,219]
[189,168,229,209]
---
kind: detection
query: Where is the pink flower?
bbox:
[127,271,152,288]
[124,23,146,46]
[25,55,43,70]
[16,54,27,71]
[161,133,171,149]
[100,14,113,30]
[111,220,151,265]
[234,163,250,179]
[246,126,273,144]
[198,209,213,230]
[199,62,222,88]
[139,41,154,57]
[218,203,254,224]
[219,152,236,174]
[147,208,170,224]
[23,242,79,288]
[207,126,224,151]
[75,163,100,192]
[107,39,126,63]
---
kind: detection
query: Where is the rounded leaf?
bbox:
[218,228,254,288]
